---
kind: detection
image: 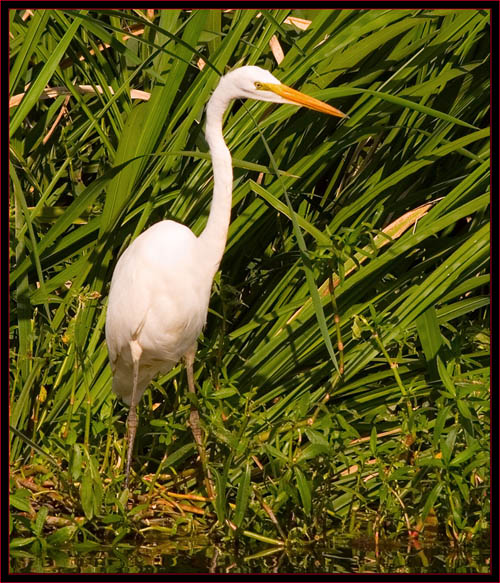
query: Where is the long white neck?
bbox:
[198,84,234,276]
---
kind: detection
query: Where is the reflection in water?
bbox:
[10,534,490,574]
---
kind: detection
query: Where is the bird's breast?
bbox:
[138,282,210,361]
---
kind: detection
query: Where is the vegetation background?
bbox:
[9,8,490,572]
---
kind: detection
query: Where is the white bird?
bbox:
[105,66,346,493]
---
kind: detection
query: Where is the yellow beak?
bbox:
[260,82,346,118]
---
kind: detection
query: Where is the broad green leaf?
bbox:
[80,471,94,520]
[296,443,330,463]
[213,467,226,524]
[34,506,49,537]
[416,306,443,380]
[10,537,37,549]
[47,525,77,546]
[10,490,32,513]
[233,461,251,529]
[294,467,312,516]
[420,482,443,523]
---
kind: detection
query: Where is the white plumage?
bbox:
[106,221,211,405]
[105,66,345,491]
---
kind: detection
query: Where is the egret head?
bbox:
[218,65,346,118]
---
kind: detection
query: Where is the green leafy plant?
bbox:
[10,8,489,569]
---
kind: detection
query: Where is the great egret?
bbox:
[105,66,346,492]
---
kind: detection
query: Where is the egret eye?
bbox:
[254,81,264,90]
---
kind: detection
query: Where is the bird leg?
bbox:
[125,339,142,489]
[125,405,137,489]
[185,344,214,499]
